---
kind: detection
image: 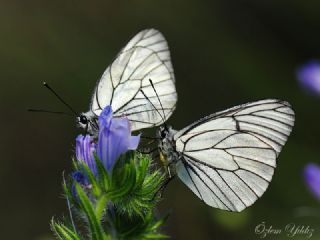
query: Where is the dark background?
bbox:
[1,0,320,239]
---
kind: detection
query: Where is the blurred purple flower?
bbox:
[297,61,320,95]
[75,106,140,174]
[304,163,320,200]
[72,171,89,186]
[71,171,91,200]
[96,106,140,171]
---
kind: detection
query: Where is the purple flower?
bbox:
[297,61,320,95]
[75,106,140,173]
[76,135,97,175]
[304,163,320,200]
[96,106,140,171]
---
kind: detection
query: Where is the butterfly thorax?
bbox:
[158,126,179,167]
[77,111,99,137]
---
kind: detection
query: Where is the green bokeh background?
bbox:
[1,0,319,239]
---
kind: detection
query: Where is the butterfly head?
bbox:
[77,111,98,136]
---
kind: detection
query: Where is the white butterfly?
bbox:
[158,99,295,212]
[77,29,177,135]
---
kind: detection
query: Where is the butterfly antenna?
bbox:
[43,82,78,116]
[140,89,167,127]
[27,108,74,116]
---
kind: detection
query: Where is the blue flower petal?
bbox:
[304,163,320,200]
[97,106,140,171]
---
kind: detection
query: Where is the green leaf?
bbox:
[62,179,81,210]
[109,161,137,199]
[95,194,109,222]
[72,159,79,171]
[94,154,110,190]
[149,215,168,232]
[51,219,81,240]
[81,161,101,197]
[75,183,107,240]
[135,157,149,189]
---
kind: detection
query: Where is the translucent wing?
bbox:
[173,99,295,212]
[90,29,177,131]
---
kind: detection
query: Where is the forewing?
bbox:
[90,29,177,131]
[174,99,294,212]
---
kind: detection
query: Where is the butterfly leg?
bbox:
[153,175,175,200]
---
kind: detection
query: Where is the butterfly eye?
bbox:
[79,115,88,125]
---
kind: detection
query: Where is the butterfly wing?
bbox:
[90,29,177,131]
[173,99,295,212]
